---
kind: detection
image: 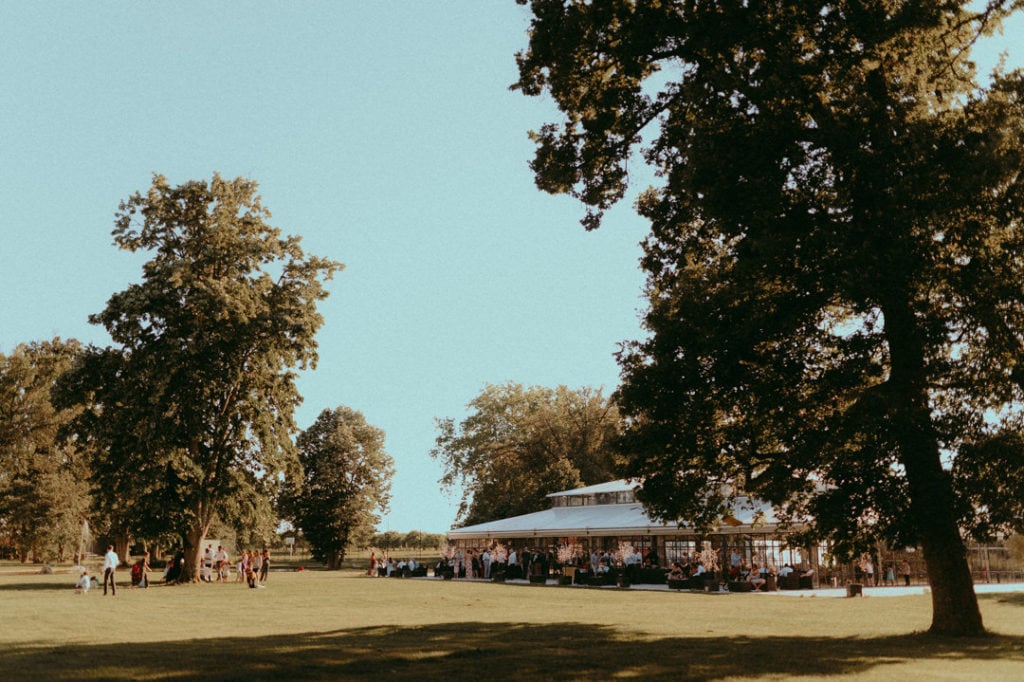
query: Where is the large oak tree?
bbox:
[515,0,1024,635]
[62,174,341,580]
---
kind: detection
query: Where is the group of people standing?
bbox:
[857,555,914,587]
[436,545,660,581]
[75,544,273,593]
[200,544,270,587]
[438,546,542,580]
[236,548,271,587]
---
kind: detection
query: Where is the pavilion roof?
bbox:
[545,479,640,497]
[447,480,784,540]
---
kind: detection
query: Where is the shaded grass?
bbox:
[7,626,1024,681]
[982,591,1024,608]
[2,571,1023,681]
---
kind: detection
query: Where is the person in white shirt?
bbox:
[102,545,119,596]
[215,546,229,581]
[623,546,641,582]
[202,544,214,582]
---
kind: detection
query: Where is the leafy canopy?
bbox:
[282,406,394,569]
[432,382,621,526]
[0,339,90,562]
[515,0,1024,635]
[61,173,341,575]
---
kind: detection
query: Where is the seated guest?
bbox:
[779,563,795,577]
[666,562,685,580]
[164,548,185,583]
[748,563,766,591]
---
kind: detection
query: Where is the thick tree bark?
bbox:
[885,300,985,635]
[182,503,213,583]
[114,533,130,565]
[183,530,205,583]
[900,413,985,635]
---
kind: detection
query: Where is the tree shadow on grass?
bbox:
[3,622,1024,681]
[0,581,82,592]
[979,592,1024,608]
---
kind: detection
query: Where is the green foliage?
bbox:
[363,530,446,552]
[399,530,446,550]
[0,339,90,562]
[281,406,394,569]
[1007,534,1024,564]
[57,173,341,578]
[372,530,404,551]
[432,382,621,526]
[515,0,1024,635]
[953,432,1024,540]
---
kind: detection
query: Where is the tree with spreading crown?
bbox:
[515,0,1024,635]
[60,173,341,581]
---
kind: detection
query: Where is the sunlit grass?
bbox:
[1,566,1022,680]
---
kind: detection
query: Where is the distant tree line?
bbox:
[367,530,448,553]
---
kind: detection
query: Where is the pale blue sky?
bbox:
[2,3,1020,534]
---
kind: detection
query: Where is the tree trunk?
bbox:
[885,299,985,635]
[899,413,984,635]
[919,520,983,635]
[114,533,130,565]
[181,499,214,583]
[184,523,210,583]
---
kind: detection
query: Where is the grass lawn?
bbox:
[1,567,1023,681]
